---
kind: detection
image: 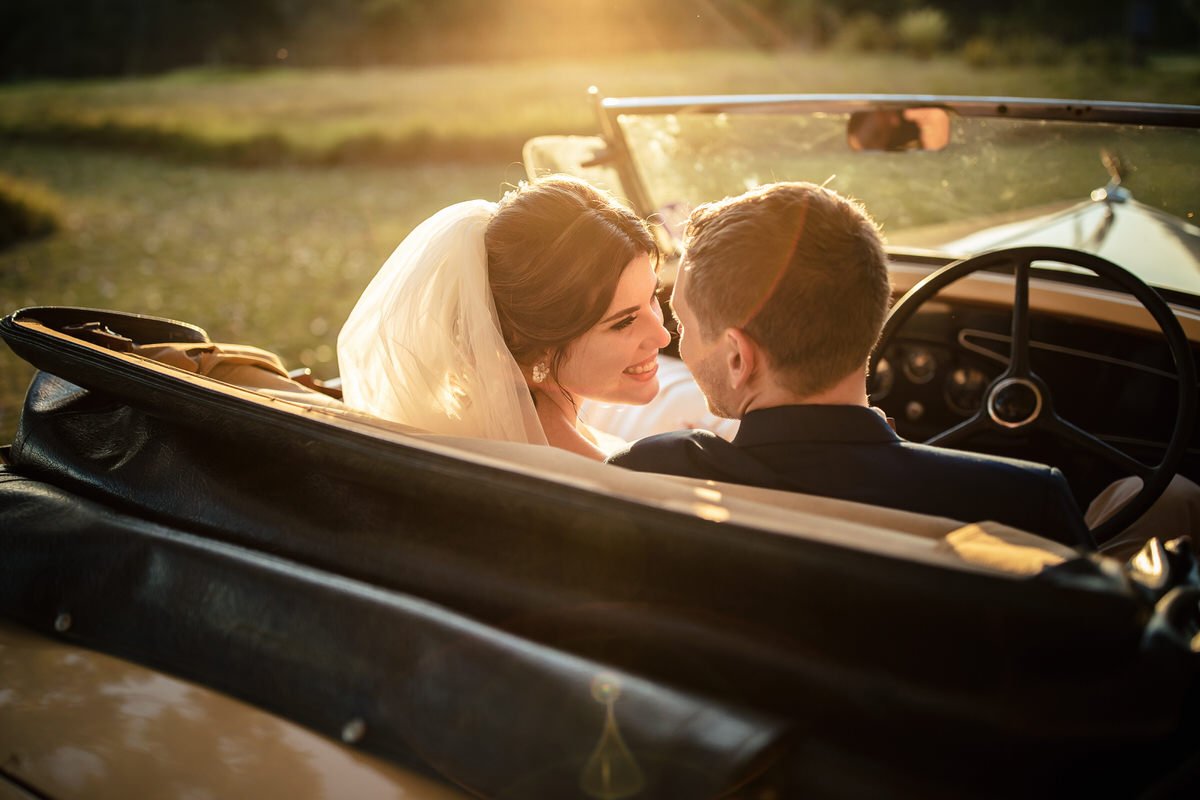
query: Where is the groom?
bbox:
[607,182,1096,549]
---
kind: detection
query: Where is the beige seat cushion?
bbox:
[938,523,1076,575]
[134,342,345,410]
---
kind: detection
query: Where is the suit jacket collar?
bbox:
[732,404,901,448]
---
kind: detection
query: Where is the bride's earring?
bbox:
[531,361,549,384]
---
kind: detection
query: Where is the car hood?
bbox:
[917,195,1200,291]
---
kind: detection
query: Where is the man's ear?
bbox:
[722,328,759,390]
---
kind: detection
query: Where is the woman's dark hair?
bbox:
[485,175,658,382]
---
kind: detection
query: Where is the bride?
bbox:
[337,176,672,460]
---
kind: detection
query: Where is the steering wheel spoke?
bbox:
[1041,413,1154,479]
[923,411,988,448]
[1008,258,1033,376]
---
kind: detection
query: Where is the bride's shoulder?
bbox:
[534,400,620,460]
[584,424,627,457]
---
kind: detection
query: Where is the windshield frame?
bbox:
[590,93,1200,302]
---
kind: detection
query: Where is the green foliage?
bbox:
[1003,34,1066,67]
[0,172,61,249]
[961,33,1064,69]
[0,116,530,169]
[896,8,949,60]
[833,13,893,53]
[2,0,1197,79]
[772,0,841,48]
[1,50,1193,173]
[0,0,760,77]
[960,36,1000,69]
[1072,39,1134,69]
[960,33,1135,71]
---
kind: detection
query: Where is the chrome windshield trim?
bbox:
[600,94,1200,128]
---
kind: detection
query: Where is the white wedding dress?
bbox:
[337,201,547,445]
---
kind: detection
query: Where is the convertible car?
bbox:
[3,94,1200,798]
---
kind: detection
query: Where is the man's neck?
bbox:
[741,369,868,415]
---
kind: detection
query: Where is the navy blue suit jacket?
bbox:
[607,405,1090,547]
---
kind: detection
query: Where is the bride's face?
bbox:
[554,252,671,406]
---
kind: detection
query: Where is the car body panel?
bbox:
[903,197,1200,294]
[3,305,1200,796]
[0,620,463,800]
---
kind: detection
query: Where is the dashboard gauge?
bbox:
[945,367,989,416]
[868,357,894,403]
[901,346,936,384]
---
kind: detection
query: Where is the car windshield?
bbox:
[613,103,1200,296]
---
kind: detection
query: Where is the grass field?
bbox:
[2,50,1196,165]
[1,49,1198,439]
[0,147,511,435]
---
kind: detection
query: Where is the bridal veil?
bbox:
[337,200,547,445]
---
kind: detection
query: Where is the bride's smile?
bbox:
[623,354,658,380]
[552,252,671,406]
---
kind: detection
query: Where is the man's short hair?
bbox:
[681,182,892,397]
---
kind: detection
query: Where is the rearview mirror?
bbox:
[847,108,951,152]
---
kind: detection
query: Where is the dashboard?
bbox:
[872,297,1200,504]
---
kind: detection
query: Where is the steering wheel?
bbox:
[871,246,1197,547]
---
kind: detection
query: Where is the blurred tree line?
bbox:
[2,0,1196,79]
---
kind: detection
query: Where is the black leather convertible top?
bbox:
[2,307,1199,797]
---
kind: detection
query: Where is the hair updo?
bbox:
[485,176,658,381]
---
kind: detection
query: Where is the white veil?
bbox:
[337,200,547,445]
